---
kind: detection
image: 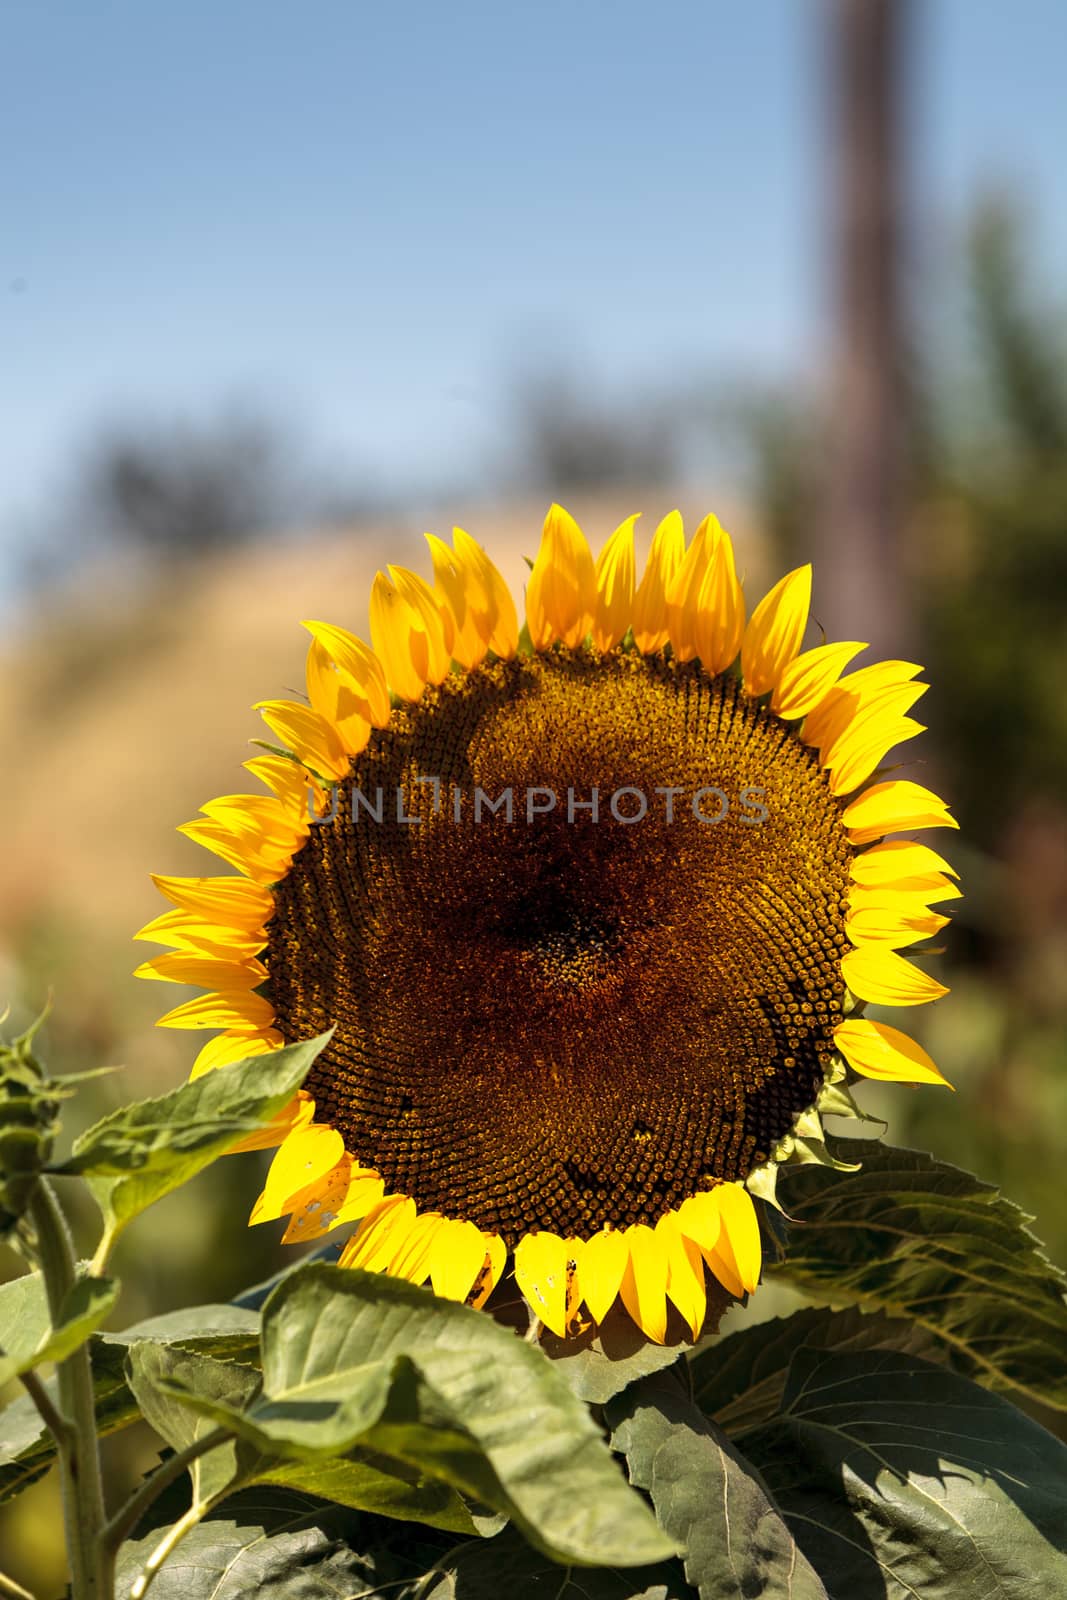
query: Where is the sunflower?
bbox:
[135,506,960,1345]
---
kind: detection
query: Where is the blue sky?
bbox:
[2,0,1065,569]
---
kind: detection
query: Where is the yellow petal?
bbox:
[332,1169,387,1227]
[451,528,519,658]
[850,882,960,915]
[858,874,961,908]
[250,1125,346,1223]
[826,715,927,797]
[618,1224,669,1345]
[390,566,452,685]
[174,820,285,882]
[430,1219,493,1302]
[390,1213,445,1285]
[340,1196,417,1271]
[244,755,326,818]
[513,1231,570,1337]
[850,840,959,886]
[301,622,391,726]
[693,517,746,674]
[133,909,266,959]
[592,515,638,651]
[369,571,435,701]
[525,504,597,650]
[665,515,716,662]
[656,1214,707,1340]
[675,1191,722,1254]
[134,953,266,989]
[426,532,485,669]
[741,565,812,697]
[804,662,925,751]
[846,902,950,949]
[579,1228,629,1324]
[815,680,928,767]
[710,1184,761,1296]
[156,990,276,1031]
[189,1028,279,1080]
[255,700,350,782]
[834,1018,952,1088]
[281,1157,354,1244]
[841,946,949,1006]
[631,511,685,653]
[227,1088,314,1152]
[771,641,867,718]
[843,780,958,845]
[305,640,372,757]
[470,1234,508,1310]
[201,794,305,839]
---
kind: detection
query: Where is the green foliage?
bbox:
[690,1304,942,1432]
[609,1368,829,1600]
[741,1349,1067,1599]
[4,1022,1067,1600]
[113,1487,403,1600]
[0,1269,118,1386]
[422,1526,691,1598]
[57,1032,330,1259]
[772,1139,1067,1410]
[160,1262,675,1568]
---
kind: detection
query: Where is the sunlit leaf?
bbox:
[163,1262,675,1567]
[55,1034,329,1253]
[127,1342,494,1537]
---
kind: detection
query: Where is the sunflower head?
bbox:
[136,504,959,1345]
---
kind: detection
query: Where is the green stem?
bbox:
[100,1426,231,1556]
[0,1569,37,1600]
[128,1502,210,1600]
[19,1366,75,1446]
[28,1179,108,1600]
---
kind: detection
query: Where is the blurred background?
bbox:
[2,0,1066,1588]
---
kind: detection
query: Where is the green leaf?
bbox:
[741,1349,1067,1600]
[258,1455,498,1538]
[773,1138,1067,1410]
[1,1339,132,1503]
[114,1486,410,1600]
[0,1269,118,1385]
[127,1341,492,1537]
[165,1262,675,1568]
[56,1033,330,1254]
[100,1304,262,1348]
[127,1343,265,1508]
[422,1526,692,1598]
[690,1305,944,1433]
[1,1312,260,1505]
[608,1368,829,1600]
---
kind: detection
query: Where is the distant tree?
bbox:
[82,411,290,558]
[510,369,678,493]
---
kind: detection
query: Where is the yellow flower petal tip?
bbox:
[742,564,812,697]
[526,504,597,650]
[834,1019,953,1088]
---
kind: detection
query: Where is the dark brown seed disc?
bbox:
[265,647,851,1242]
